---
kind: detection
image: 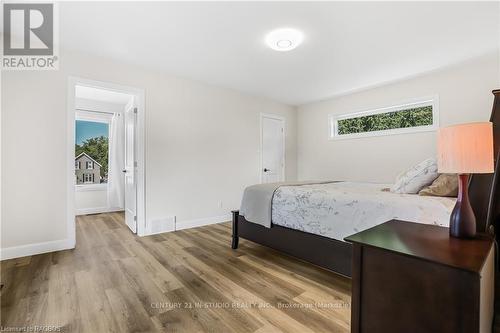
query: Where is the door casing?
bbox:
[67,77,146,247]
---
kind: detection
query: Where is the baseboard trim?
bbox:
[0,238,74,261]
[175,213,232,231]
[76,207,123,216]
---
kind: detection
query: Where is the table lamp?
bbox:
[437,122,494,238]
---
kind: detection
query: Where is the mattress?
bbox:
[271,182,456,241]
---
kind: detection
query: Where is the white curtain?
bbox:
[107,113,125,209]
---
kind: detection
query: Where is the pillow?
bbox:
[419,174,458,197]
[390,158,439,194]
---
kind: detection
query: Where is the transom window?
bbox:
[329,96,439,140]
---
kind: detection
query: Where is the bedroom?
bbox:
[1,1,499,332]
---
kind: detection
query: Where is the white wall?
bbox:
[75,187,123,216]
[297,54,499,184]
[75,188,108,214]
[1,49,297,257]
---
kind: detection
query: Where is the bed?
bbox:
[271,182,455,241]
[232,90,500,277]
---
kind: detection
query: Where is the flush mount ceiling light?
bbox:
[265,28,304,52]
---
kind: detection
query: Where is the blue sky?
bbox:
[76,121,109,145]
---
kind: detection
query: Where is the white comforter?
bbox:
[271,182,456,241]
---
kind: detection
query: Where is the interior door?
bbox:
[261,115,285,183]
[124,102,137,233]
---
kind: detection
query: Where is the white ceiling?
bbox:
[75,85,133,105]
[61,2,499,106]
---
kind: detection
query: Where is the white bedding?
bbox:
[271,182,456,241]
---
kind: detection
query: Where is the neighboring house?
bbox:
[75,152,102,184]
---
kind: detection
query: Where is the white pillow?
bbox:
[390,158,439,194]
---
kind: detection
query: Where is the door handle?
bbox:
[263,168,270,172]
[122,169,127,173]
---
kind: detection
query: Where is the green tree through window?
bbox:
[337,105,433,135]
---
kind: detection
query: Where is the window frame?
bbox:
[75,183,107,192]
[83,173,93,183]
[328,95,439,140]
[76,110,113,124]
[75,111,110,187]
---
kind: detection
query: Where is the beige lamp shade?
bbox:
[437,122,494,174]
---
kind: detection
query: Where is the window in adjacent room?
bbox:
[75,117,109,185]
[329,96,438,139]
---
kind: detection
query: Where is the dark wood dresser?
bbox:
[345,220,495,333]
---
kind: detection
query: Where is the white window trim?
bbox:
[76,111,108,187]
[75,183,107,192]
[76,110,113,123]
[328,95,439,140]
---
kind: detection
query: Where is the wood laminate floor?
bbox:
[0,212,351,333]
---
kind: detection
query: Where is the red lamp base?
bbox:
[449,174,476,239]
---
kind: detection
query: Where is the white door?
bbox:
[124,102,137,233]
[261,115,285,183]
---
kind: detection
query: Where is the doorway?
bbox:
[260,113,285,183]
[67,77,146,245]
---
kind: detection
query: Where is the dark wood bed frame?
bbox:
[231,90,500,277]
